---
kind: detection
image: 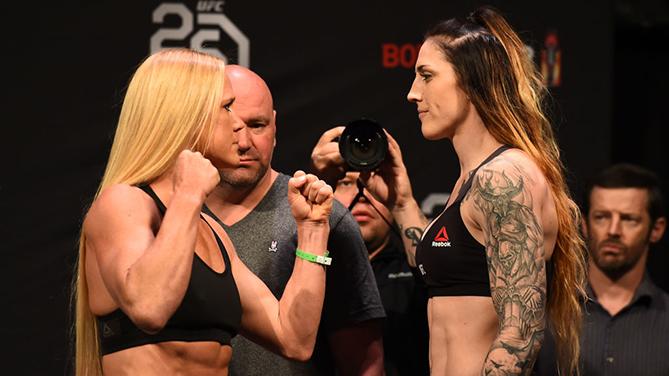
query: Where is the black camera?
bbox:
[338,118,388,171]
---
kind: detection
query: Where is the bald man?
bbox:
[204,65,385,376]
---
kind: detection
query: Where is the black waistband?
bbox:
[98,309,234,355]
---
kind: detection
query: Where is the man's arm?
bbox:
[466,159,547,375]
[329,319,385,376]
[362,132,428,267]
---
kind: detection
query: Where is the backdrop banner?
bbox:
[3,1,614,373]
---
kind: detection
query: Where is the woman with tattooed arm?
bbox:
[357,6,587,375]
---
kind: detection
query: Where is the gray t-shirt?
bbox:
[214,173,385,376]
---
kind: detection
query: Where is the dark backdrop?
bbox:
[1,0,666,374]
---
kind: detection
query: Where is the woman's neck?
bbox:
[451,118,503,178]
[150,170,176,204]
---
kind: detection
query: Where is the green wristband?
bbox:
[296,249,332,266]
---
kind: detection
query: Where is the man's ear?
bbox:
[649,216,667,243]
[273,110,277,147]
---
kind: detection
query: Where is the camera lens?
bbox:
[338,118,388,171]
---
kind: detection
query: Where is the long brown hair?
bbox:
[425,6,587,374]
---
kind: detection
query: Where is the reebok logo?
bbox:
[432,226,451,247]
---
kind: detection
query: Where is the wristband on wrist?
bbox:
[296,248,332,266]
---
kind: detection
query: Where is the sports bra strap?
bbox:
[137,184,167,215]
[452,145,511,204]
[137,184,231,265]
[200,214,233,266]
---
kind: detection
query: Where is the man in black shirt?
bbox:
[311,129,429,376]
[536,163,669,375]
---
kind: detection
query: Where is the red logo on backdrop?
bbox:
[434,227,449,242]
[382,43,422,69]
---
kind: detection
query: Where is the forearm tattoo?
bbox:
[465,165,546,375]
[404,227,424,246]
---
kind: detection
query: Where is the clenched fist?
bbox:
[171,150,220,203]
[287,170,334,225]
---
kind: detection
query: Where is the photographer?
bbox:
[311,125,429,376]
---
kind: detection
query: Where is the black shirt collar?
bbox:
[587,274,659,309]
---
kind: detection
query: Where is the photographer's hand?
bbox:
[358,131,414,210]
[359,131,426,267]
[310,126,347,187]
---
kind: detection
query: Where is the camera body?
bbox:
[338,118,388,171]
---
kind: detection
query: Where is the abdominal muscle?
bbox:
[102,341,232,376]
[428,296,498,376]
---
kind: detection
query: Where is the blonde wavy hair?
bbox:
[425,6,588,374]
[72,48,227,375]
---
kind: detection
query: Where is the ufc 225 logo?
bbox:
[150,1,250,66]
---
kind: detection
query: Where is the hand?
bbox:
[171,150,220,202]
[310,126,347,187]
[288,170,334,225]
[358,131,414,210]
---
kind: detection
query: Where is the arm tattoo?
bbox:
[404,227,424,246]
[465,166,546,375]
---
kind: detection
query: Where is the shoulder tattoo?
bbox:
[468,164,547,374]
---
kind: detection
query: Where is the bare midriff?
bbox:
[427,296,498,376]
[102,341,232,376]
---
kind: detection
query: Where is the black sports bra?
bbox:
[96,185,242,355]
[415,145,510,298]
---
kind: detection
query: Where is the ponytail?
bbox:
[468,6,549,140]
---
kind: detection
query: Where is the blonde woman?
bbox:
[357,7,587,375]
[74,48,334,375]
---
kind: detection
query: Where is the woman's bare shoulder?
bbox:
[83,184,155,234]
[479,149,548,190]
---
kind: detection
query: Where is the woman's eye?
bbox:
[222,99,235,112]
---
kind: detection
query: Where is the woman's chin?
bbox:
[421,127,447,141]
[209,156,240,170]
